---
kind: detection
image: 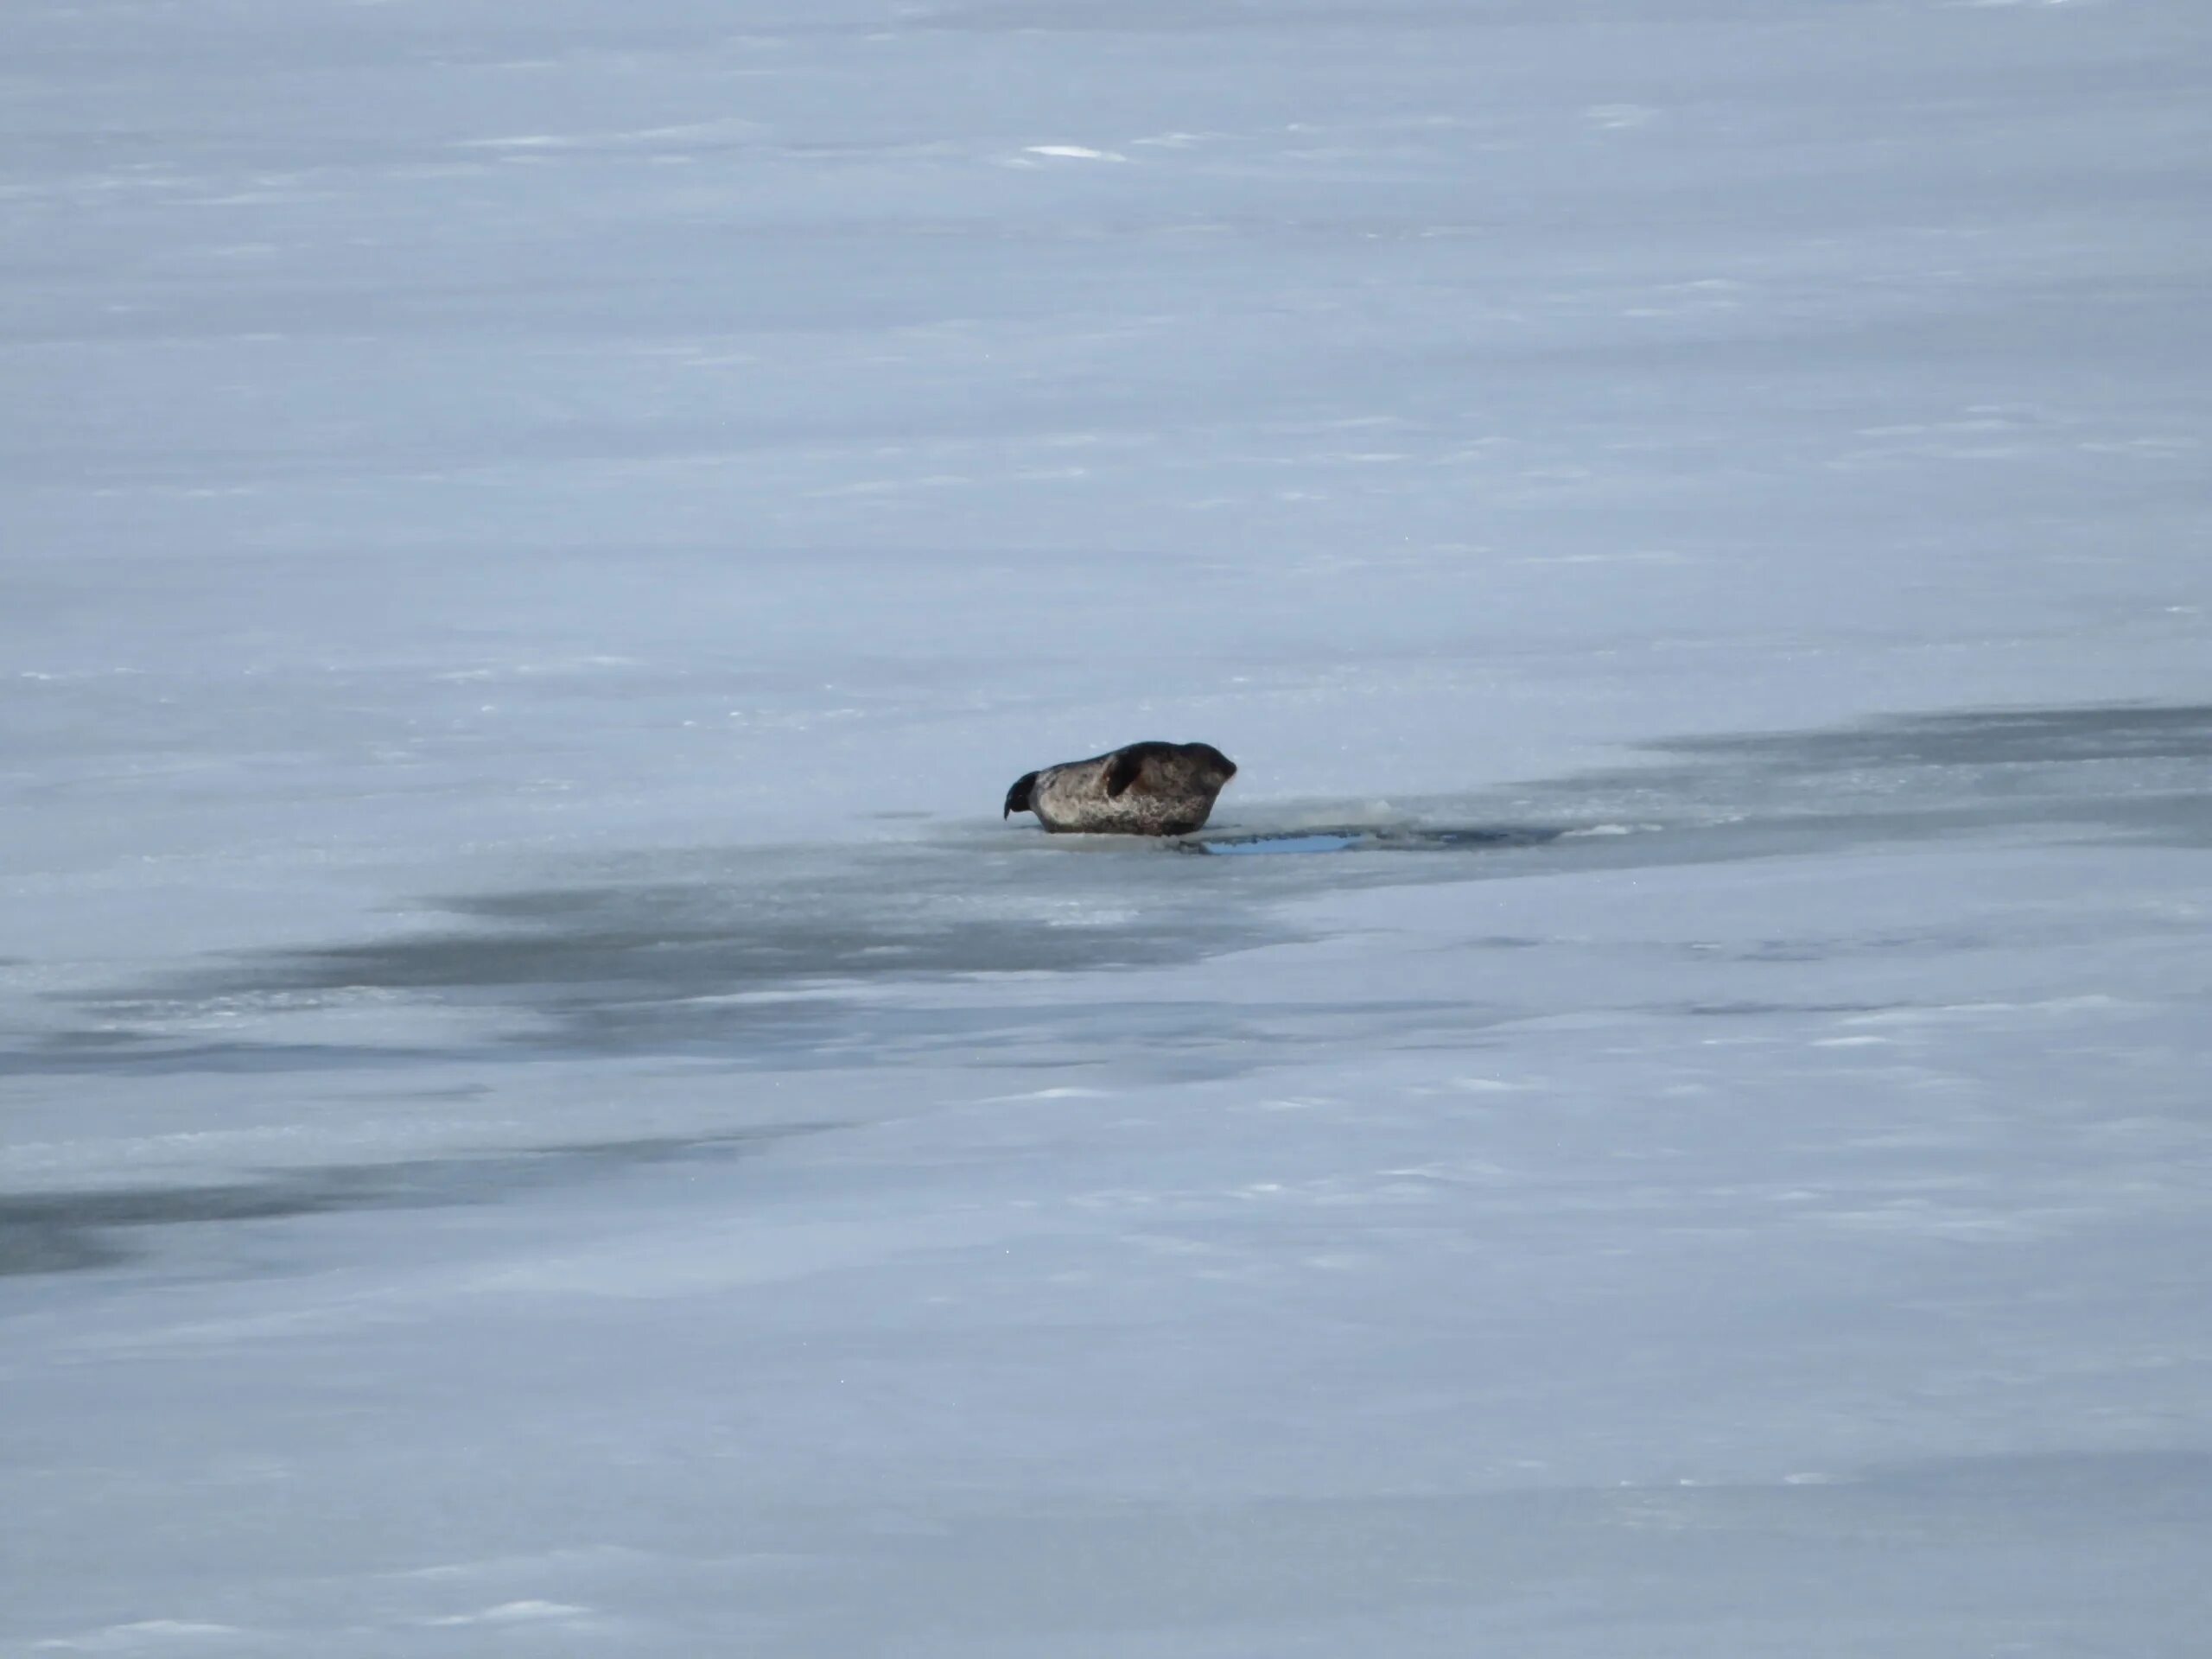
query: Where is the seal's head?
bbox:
[1002,770,1040,819]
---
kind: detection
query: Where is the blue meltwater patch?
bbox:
[1182,827,1563,856]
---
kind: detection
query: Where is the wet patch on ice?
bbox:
[0,1033,461,1080]
[21,701,2210,1088]
[1187,831,1367,855]
[1659,701,2212,772]
[0,1127,819,1278]
[1609,702,2212,847]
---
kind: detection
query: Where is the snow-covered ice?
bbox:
[3,0,2210,1652]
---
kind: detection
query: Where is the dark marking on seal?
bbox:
[1103,749,1146,798]
[1003,741,1237,836]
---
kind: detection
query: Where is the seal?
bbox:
[1003,741,1237,836]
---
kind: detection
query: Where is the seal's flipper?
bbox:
[1103,750,1147,798]
[1003,772,1039,818]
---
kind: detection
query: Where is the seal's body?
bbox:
[1004,741,1237,836]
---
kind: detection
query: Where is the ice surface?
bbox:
[4,0,2210,1653]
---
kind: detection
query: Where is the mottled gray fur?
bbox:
[1003,741,1237,836]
